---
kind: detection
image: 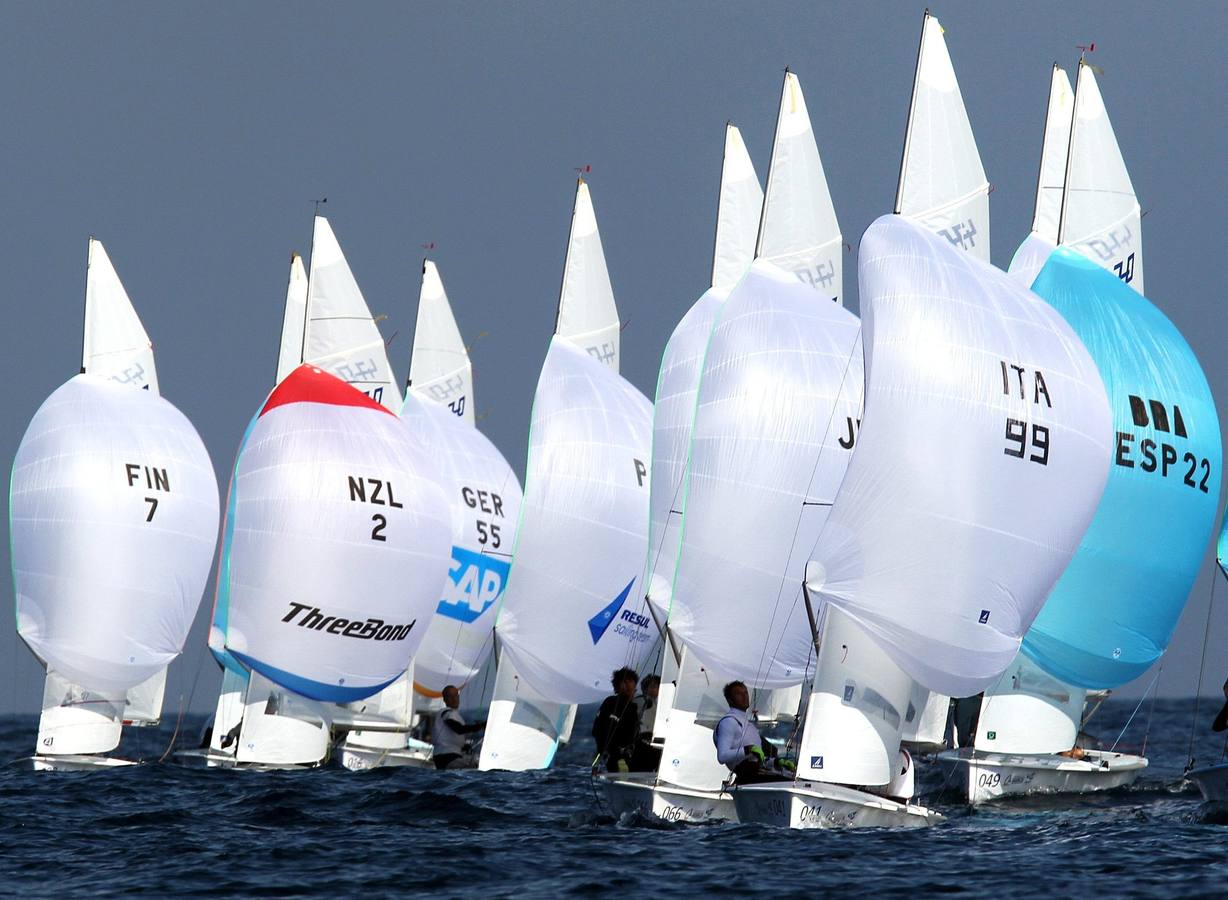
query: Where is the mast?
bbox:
[754,68,790,258]
[1056,59,1085,246]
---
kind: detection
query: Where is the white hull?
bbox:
[337,740,433,772]
[597,773,735,823]
[733,780,941,829]
[1186,763,1228,803]
[937,748,1146,804]
[31,754,137,772]
[173,747,324,771]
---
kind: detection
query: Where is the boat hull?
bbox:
[597,772,735,822]
[732,780,941,829]
[30,754,137,772]
[172,747,324,771]
[337,740,433,771]
[1186,763,1228,803]
[936,748,1146,804]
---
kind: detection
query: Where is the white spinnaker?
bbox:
[408,260,475,424]
[405,398,523,694]
[808,215,1112,698]
[81,239,159,393]
[756,71,843,303]
[1059,61,1144,294]
[555,180,620,371]
[712,124,764,291]
[12,375,219,692]
[1008,66,1075,288]
[275,253,308,385]
[493,338,652,704]
[219,365,451,701]
[668,260,863,688]
[304,216,401,410]
[895,12,991,262]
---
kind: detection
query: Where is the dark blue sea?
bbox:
[2,698,1227,897]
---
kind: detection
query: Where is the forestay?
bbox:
[1022,249,1220,688]
[895,12,990,263]
[12,375,219,692]
[668,259,863,688]
[1059,62,1144,294]
[645,124,763,615]
[808,215,1112,699]
[214,364,451,702]
[1008,65,1075,287]
[81,238,158,393]
[408,260,474,424]
[555,180,620,370]
[404,397,523,694]
[304,215,401,410]
[756,71,842,303]
[493,338,652,704]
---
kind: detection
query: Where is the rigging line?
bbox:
[748,326,864,692]
[162,648,208,762]
[1186,569,1220,770]
[1141,661,1163,758]
[1109,666,1162,754]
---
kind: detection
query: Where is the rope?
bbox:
[1186,571,1220,770]
[1141,662,1162,758]
[1109,667,1162,754]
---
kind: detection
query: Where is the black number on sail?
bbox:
[371,513,387,542]
[1004,419,1049,465]
[144,496,159,522]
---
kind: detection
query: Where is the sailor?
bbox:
[630,674,661,772]
[432,685,484,770]
[592,667,640,772]
[714,680,783,784]
[1213,678,1228,733]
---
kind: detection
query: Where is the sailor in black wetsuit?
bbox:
[592,667,640,773]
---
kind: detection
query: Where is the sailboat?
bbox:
[337,261,524,770]
[1186,521,1228,802]
[12,238,220,770]
[601,69,845,821]
[731,213,1113,828]
[941,61,1219,803]
[478,179,653,771]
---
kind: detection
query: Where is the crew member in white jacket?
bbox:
[713,681,781,784]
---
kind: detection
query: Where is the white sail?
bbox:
[12,376,220,697]
[304,215,401,410]
[275,252,308,385]
[123,671,167,726]
[894,13,991,262]
[491,338,652,703]
[215,365,451,703]
[404,398,523,694]
[479,649,572,771]
[756,71,843,302]
[668,260,862,688]
[1008,66,1075,288]
[36,671,125,757]
[654,646,735,791]
[234,671,331,766]
[555,180,620,370]
[81,239,159,393]
[712,123,764,291]
[408,260,474,423]
[1059,61,1144,293]
[974,653,1085,754]
[806,215,1112,699]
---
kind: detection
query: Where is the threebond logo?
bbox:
[436,545,512,624]
[587,578,637,645]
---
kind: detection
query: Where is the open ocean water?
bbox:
[1,698,1227,897]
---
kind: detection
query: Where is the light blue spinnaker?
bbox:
[1022,248,1221,688]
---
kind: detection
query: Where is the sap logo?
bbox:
[939,219,979,252]
[587,579,637,644]
[620,609,651,629]
[979,609,991,624]
[839,417,859,450]
[425,374,466,403]
[587,342,616,366]
[437,546,511,624]
[347,477,405,508]
[1115,395,1211,493]
[111,363,149,388]
[794,259,837,292]
[1085,225,1134,264]
[810,755,824,769]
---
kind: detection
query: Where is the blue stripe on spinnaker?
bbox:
[1021,248,1221,689]
[230,650,403,704]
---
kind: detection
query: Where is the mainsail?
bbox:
[555,179,620,370]
[304,215,402,409]
[81,239,158,393]
[407,260,474,423]
[12,376,219,755]
[894,12,991,263]
[275,252,308,385]
[214,365,451,702]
